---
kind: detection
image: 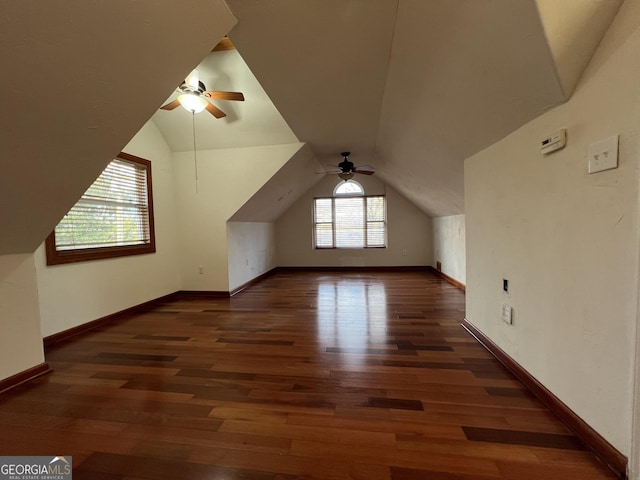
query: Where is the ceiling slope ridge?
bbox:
[370,0,401,169]
[534,0,623,98]
[225,0,399,166]
[371,0,583,218]
[228,143,324,223]
[175,141,304,155]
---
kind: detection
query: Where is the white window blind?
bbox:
[54,157,152,251]
[313,195,386,249]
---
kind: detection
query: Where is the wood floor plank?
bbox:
[286,412,467,440]
[288,438,503,477]
[462,426,586,451]
[220,417,397,447]
[396,434,542,463]
[0,270,617,478]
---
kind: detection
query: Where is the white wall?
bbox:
[227,222,276,291]
[276,175,433,267]
[635,320,640,479]
[465,0,640,456]
[0,254,45,379]
[173,143,301,291]
[35,120,181,337]
[433,214,466,284]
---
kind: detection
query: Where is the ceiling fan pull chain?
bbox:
[192,111,199,194]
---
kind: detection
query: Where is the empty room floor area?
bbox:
[0,270,616,479]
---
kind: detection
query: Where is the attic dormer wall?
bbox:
[0,254,45,381]
[34,121,182,338]
[432,214,466,285]
[172,143,303,292]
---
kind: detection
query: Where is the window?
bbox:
[314,193,386,249]
[45,152,155,265]
[333,180,364,196]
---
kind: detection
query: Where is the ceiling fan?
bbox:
[160,70,244,118]
[325,152,375,180]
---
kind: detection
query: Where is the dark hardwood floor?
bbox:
[0,270,616,479]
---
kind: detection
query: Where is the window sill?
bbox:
[45,238,156,266]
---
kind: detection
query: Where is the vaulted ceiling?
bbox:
[153,0,622,219]
[0,0,622,254]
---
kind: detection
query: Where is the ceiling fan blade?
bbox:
[319,169,341,175]
[160,99,181,110]
[204,91,245,101]
[205,101,227,118]
[354,165,375,175]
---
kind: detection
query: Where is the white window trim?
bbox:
[313,194,386,249]
[333,179,364,196]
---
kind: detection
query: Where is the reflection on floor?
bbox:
[0,270,616,479]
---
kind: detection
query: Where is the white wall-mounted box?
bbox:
[541,129,567,155]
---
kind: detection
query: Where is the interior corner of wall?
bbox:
[535,0,623,100]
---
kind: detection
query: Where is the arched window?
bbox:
[313,180,386,249]
[333,180,364,196]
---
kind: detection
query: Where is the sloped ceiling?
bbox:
[226,0,397,169]
[376,0,567,216]
[220,0,621,218]
[0,0,236,254]
[229,143,322,222]
[153,48,298,152]
[0,0,622,254]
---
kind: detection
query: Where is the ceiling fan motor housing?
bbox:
[323,151,374,179]
[180,80,206,94]
[339,151,354,172]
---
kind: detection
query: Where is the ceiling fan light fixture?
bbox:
[178,93,207,113]
[338,172,355,181]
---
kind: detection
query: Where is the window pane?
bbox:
[315,223,334,248]
[367,221,385,247]
[367,196,385,221]
[55,201,149,250]
[313,194,386,249]
[45,152,156,265]
[335,197,364,248]
[55,158,150,250]
[334,180,364,196]
[314,198,333,223]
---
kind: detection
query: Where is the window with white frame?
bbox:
[45,152,155,265]
[333,180,364,196]
[314,181,386,249]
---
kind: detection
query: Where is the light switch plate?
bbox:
[588,134,618,174]
[500,303,513,325]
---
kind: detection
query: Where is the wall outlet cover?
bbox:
[588,134,618,174]
[500,303,513,324]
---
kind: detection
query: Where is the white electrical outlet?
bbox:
[588,134,618,174]
[500,303,513,324]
